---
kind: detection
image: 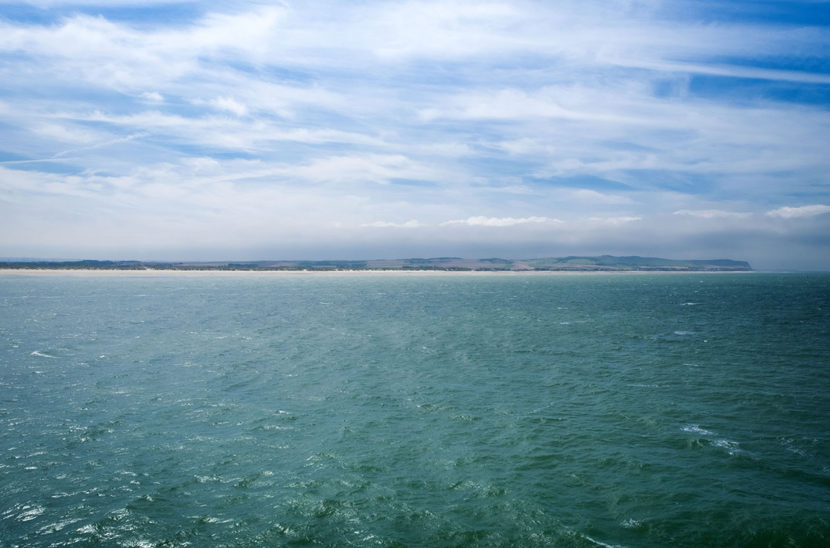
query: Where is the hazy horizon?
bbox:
[0,245,817,272]
[0,253,780,273]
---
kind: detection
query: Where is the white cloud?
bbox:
[75,110,381,151]
[441,216,563,227]
[587,216,642,225]
[766,205,830,219]
[31,121,101,144]
[0,2,829,267]
[567,189,633,205]
[140,91,164,103]
[288,154,446,185]
[419,87,637,123]
[674,209,751,219]
[362,220,422,228]
[202,97,249,117]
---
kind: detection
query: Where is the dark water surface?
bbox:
[1,272,829,546]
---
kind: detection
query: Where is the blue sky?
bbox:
[1,0,829,269]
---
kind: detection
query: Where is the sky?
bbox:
[1,0,829,269]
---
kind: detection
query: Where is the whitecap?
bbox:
[18,505,45,521]
[713,438,741,455]
[125,541,154,548]
[259,424,293,431]
[30,350,56,358]
[198,516,233,524]
[673,330,695,336]
[780,438,809,456]
[38,517,80,534]
[682,424,714,436]
[582,533,624,548]
[683,425,743,455]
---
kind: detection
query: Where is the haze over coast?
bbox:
[0,255,752,272]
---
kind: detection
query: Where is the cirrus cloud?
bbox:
[0,1,829,269]
[441,216,564,227]
[766,205,830,219]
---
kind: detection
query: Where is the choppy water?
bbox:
[1,272,829,547]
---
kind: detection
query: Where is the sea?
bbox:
[1,271,828,547]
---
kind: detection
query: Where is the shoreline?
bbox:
[0,268,755,277]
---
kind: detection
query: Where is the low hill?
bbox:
[0,256,752,271]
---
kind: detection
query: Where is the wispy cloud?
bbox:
[674,209,751,219]
[587,216,642,225]
[0,1,828,268]
[362,220,423,229]
[441,216,564,227]
[766,205,830,219]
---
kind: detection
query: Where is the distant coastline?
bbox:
[0,255,752,272]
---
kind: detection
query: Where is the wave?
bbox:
[582,533,625,548]
[682,424,742,455]
[682,424,714,436]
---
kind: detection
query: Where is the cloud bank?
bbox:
[0,0,829,269]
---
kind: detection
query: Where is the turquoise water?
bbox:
[1,272,828,547]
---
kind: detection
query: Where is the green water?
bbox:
[1,272,828,546]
